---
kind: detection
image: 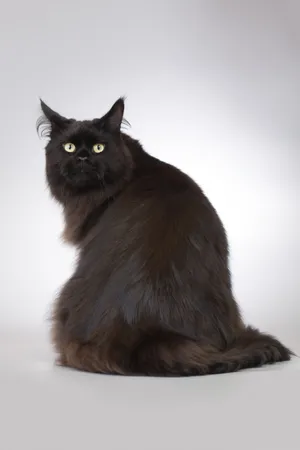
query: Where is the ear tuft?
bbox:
[36,114,52,139]
[102,97,126,132]
[38,99,72,137]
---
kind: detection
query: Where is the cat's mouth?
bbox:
[61,162,100,187]
[77,161,91,172]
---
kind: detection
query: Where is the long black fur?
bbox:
[38,97,293,376]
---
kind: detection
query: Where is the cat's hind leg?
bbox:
[55,340,130,375]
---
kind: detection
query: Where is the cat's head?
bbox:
[37,98,134,199]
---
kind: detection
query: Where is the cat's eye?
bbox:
[93,143,105,154]
[63,143,76,153]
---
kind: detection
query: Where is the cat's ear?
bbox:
[39,99,72,133]
[95,97,125,132]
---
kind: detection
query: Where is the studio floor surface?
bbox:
[0,328,299,450]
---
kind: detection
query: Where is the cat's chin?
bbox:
[62,166,100,189]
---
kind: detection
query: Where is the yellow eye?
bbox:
[93,143,105,153]
[63,143,76,153]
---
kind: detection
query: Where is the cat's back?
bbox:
[75,157,228,339]
[82,157,225,262]
[125,157,223,235]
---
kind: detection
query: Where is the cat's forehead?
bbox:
[63,120,107,142]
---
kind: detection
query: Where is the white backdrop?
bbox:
[0,0,299,353]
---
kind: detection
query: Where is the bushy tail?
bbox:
[132,327,293,377]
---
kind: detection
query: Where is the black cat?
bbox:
[37,97,293,376]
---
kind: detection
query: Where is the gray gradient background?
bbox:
[1,0,298,351]
[1,2,300,449]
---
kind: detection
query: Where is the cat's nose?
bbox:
[77,156,88,161]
